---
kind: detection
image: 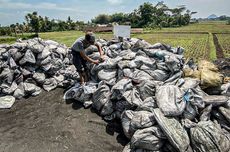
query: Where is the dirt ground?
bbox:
[0,88,128,152]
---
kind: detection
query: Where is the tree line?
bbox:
[0,12,85,36]
[0,1,200,36]
[92,2,197,28]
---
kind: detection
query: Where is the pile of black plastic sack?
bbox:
[0,37,230,151]
[64,38,230,152]
[0,38,79,108]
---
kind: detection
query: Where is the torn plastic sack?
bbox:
[107,48,119,58]
[130,111,155,131]
[156,85,186,116]
[152,108,190,152]
[88,52,100,60]
[109,43,121,50]
[161,141,179,152]
[55,46,68,56]
[90,57,122,75]
[149,43,168,50]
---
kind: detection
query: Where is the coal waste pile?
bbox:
[1,38,230,152]
[65,38,230,152]
[0,38,78,108]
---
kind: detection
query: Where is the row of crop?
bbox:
[135,33,210,61]
[216,34,230,58]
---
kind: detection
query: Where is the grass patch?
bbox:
[39,31,113,47]
[209,33,217,60]
[0,36,17,44]
[0,34,38,44]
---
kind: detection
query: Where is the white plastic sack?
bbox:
[63,82,97,104]
[0,96,15,109]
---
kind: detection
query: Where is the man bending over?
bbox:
[71,32,104,84]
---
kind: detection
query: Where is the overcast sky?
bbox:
[0,0,229,26]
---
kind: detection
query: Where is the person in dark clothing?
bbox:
[71,32,104,84]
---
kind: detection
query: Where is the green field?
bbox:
[38,32,214,60]
[1,21,230,61]
[146,21,230,33]
[40,31,113,47]
[216,34,230,58]
[133,33,213,60]
[0,36,17,44]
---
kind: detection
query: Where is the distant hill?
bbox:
[208,14,218,19]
